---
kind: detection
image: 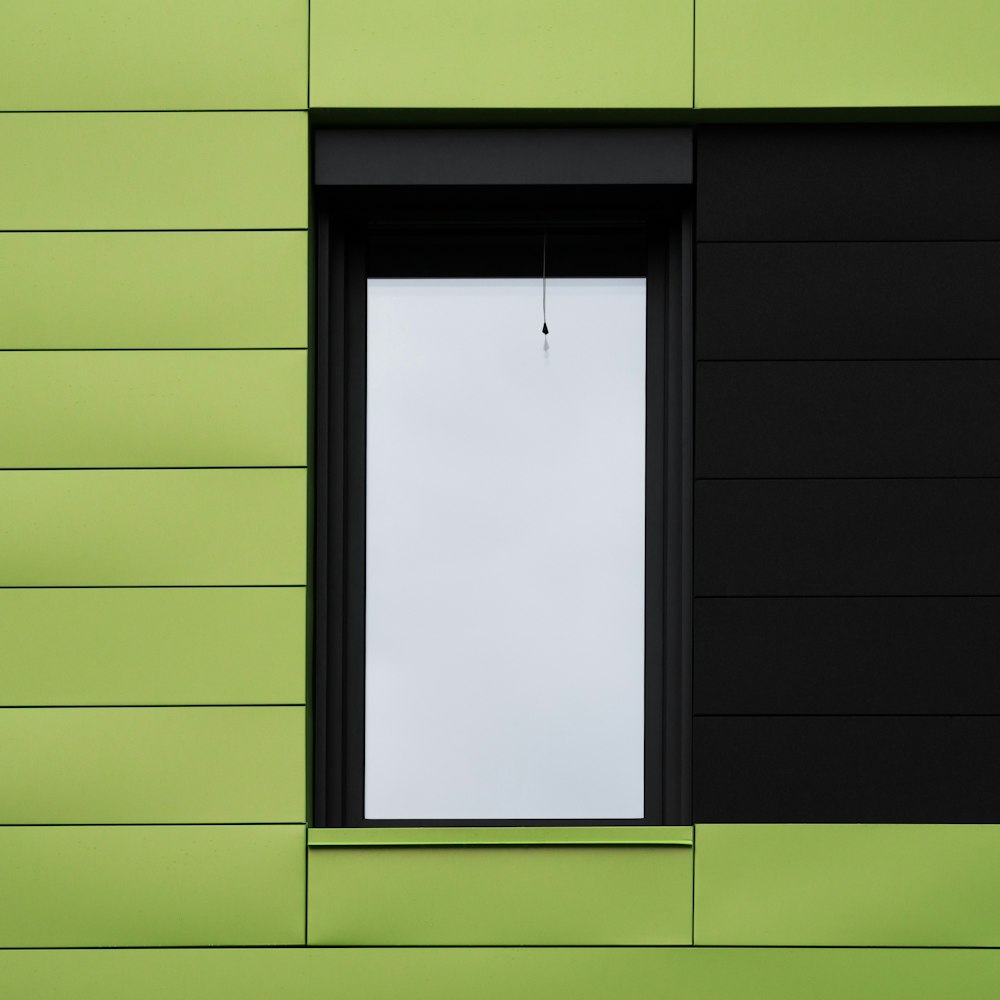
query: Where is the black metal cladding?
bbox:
[694,124,1000,822]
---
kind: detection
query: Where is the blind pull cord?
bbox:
[541,229,549,337]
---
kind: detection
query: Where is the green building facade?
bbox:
[3,1,1000,996]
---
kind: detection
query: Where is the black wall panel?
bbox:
[695,717,1000,823]
[695,479,1000,596]
[697,125,1000,241]
[694,125,1000,822]
[696,361,1000,478]
[695,597,1000,716]
[696,242,1000,360]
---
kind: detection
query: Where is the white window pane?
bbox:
[365,276,646,819]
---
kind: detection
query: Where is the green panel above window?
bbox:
[310,0,693,109]
[0,113,306,231]
[696,824,1000,947]
[696,0,1000,108]
[0,0,307,111]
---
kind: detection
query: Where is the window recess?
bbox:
[314,128,692,828]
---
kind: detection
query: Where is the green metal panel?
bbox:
[0,232,306,349]
[0,0,307,111]
[0,707,303,823]
[307,842,693,945]
[0,588,304,706]
[0,350,305,468]
[0,112,306,230]
[3,947,1000,1000]
[0,469,305,586]
[309,0,693,109]
[695,824,1000,946]
[0,826,304,947]
[696,0,1000,108]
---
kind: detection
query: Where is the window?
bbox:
[314,129,692,827]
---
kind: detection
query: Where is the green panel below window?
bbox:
[696,824,1000,946]
[309,0,693,109]
[0,707,303,823]
[0,587,304,706]
[696,0,1000,108]
[0,231,306,349]
[0,469,305,586]
[0,0,306,111]
[0,826,304,948]
[0,113,306,231]
[0,350,305,468]
[307,842,692,945]
[3,947,1000,999]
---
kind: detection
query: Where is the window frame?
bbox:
[313,128,693,829]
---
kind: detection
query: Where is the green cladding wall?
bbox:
[3,1,1000,997]
[695,0,1000,109]
[309,0,694,108]
[0,0,311,970]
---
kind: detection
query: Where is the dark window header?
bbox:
[315,127,693,187]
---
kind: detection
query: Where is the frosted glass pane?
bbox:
[365,277,646,819]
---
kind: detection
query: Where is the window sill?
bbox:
[307,825,692,848]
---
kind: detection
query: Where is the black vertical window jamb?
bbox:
[313,212,346,829]
[682,206,694,824]
[665,208,693,824]
[644,222,667,826]
[343,229,368,828]
[312,213,330,828]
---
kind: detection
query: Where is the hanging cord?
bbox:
[541,229,549,336]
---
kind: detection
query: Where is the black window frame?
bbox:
[313,128,693,828]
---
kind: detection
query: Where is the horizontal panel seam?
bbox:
[0,943,996,951]
[694,594,1000,600]
[695,358,1000,364]
[0,466,307,471]
[695,238,1000,245]
[686,944,1000,951]
[0,348,307,353]
[0,704,306,710]
[0,109,308,115]
[0,229,307,234]
[0,823,307,828]
[696,474,1000,483]
[695,593,1000,598]
[694,714,1000,719]
[0,584,306,590]
[695,476,1000,481]
[0,584,303,590]
[0,228,306,234]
